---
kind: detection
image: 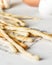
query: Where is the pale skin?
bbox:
[0,0,40,8]
[23,0,40,7]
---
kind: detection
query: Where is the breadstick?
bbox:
[13,31,29,37]
[42,32,52,37]
[4,19,20,27]
[0,13,26,26]
[5,30,28,49]
[49,34,52,36]
[3,25,39,36]
[0,12,32,18]
[17,27,52,41]
[1,18,52,41]
[0,18,20,27]
[0,28,40,61]
[11,38,28,50]
[0,19,20,31]
[0,37,18,53]
[0,19,7,24]
[13,35,34,42]
[7,30,34,42]
[0,33,17,53]
[0,12,40,20]
[5,26,52,41]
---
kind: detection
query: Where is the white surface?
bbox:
[39,0,52,17]
[0,0,52,65]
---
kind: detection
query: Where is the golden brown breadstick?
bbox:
[0,22,24,36]
[3,25,38,36]
[5,26,52,41]
[0,12,40,20]
[0,13,26,26]
[0,19,7,24]
[11,38,28,50]
[0,12,32,19]
[0,28,40,61]
[49,34,52,36]
[11,30,29,37]
[7,30,34,42]
[0,18,20,27]
[14,35,34,42]
[0,29,17,53]
[17,27,52,41]
[5,30,28,49]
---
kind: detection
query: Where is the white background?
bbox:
[0,0,52,65]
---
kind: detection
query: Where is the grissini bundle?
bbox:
[0,28,40,61]
[0,22,29,37]
[0,32,17,53]
[0,21,28,51]
[5,30,28,49]
[4,26,52,41]
[13,35,34,42]
[0,20,38,38]
[0,18,21,27]
[0,13,26,26]
[7,31,34,42]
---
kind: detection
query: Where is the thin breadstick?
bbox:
[3,26,40,36]
[16,27,52,41]
[0,12,40,20]
[11,37,28,50]
[0,19,20,31]
[0,19,6,24]
[13,31,29,37]
[0,22,21,34]
[7,30,34,42]
[0,17,20,27]
[0,37,18,53]
[42,32,52,37]
[5,30,28,49]
[4,19,20,27]
[0,22,7,29]
[5,26,52,41]
[0,32,4,37]
[1,22,52,40]
[0,22,37,36]
[49,34,52,36]
[0,28,40,61]
[0,23,33,42]
[0,13,26,26]
[0,21,30,37]
[0,33,17,53]
[12,34,34,42]
[16,36,34,42]
[0,12,33,18]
